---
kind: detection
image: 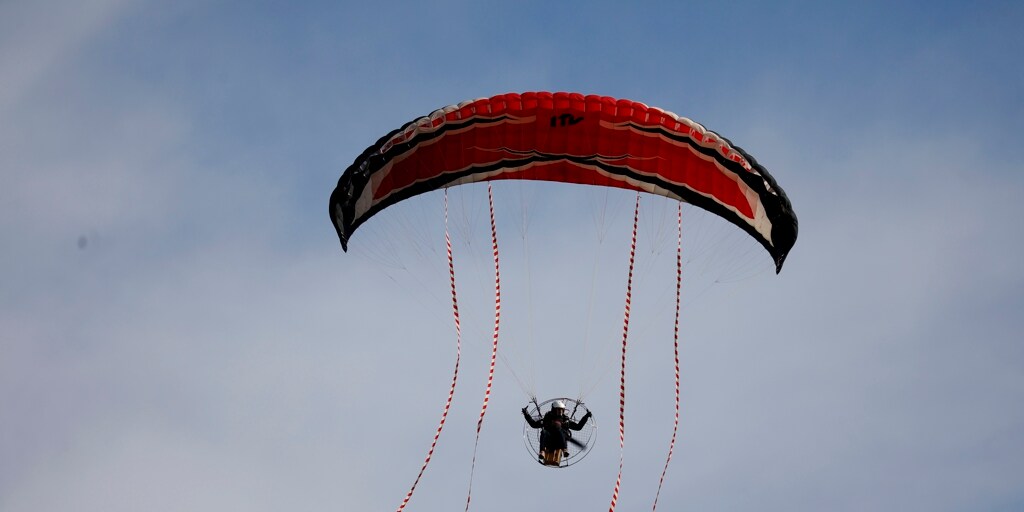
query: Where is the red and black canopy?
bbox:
[330,92,797,272]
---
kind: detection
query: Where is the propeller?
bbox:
[567,435,586,449]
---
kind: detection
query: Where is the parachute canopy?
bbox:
[329,92,797,271]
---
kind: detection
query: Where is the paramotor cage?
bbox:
[522,397,596,468]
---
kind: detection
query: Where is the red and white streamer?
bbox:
[464,183,502,511]
[395,191,462,512]
[609,192,641,512]
[652,203,683,510]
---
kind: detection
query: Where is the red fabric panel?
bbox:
[371,92,756,220]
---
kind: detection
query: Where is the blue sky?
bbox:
[2,1,1023,510]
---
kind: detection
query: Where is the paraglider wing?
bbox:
[329,92,797,271]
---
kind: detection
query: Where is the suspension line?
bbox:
[608,192,640,512]
[395,190,462,512]
[652,203,683,510]
[464,183,502,511]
